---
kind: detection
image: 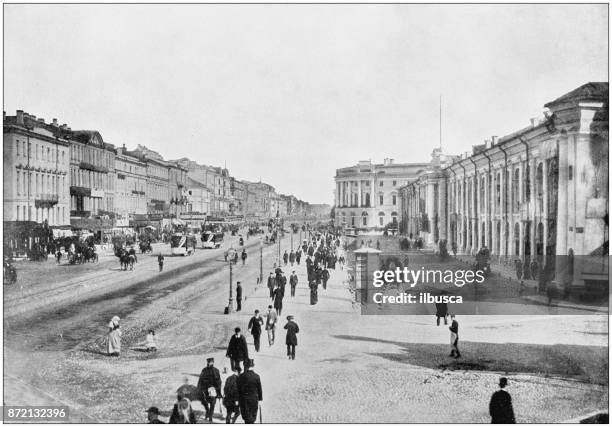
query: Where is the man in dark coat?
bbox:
[197,357,222,422]
[489,377,516,423]
[241,249,247,265]
[284,315,299,360]
[226,327,249,372]
[283,250,288,266]
[435,297,448,326]
[247,309,264,352]
[272,285,284,317]
[289,271,298,297]
[321,268,330,290]
[267,272,275,299]
[236,282,243,312]
[309,280,318,305]
[223,366,241,424]
[295,249,301,265]
[237,359,262,424]
[289,250,295,266]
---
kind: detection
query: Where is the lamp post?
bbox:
[259,237,263,284]
[227,247,236,313]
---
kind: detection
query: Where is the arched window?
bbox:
[362,211,368,226]
[378,211,385,226]
[391,212,398,225]
[513,168,520,211]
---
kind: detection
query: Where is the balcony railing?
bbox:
[79,162,109,174]
[35,194,59,208]
[71,210,91,218]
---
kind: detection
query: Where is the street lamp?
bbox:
[259,237,263,284]
[227,247,236,314]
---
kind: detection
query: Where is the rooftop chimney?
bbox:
[52,118,58,127]
[60,124,67,130]
[485,139,492,149]
[16,110,24,125]
[530,117,539,127]
[491,135,499,145]
[38,118,45,124]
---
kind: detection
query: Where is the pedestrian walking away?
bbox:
[265,305,277,346]
[489,377,516,423]
[272,285,284,317]
[237,359,262,424]
[158,253,164,272]
[226,328,249,372]
[284,315,299,360]
[236,282,243,312]
[267,272,275,299]
[241,249,247,265]
[449,315,460,358]
[197,357,222,422]
[248,310,264,352]
[223,366,242,424]
[289,271,298,297]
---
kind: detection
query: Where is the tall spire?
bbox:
[439,94,442,150]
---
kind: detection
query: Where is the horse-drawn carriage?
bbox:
[474,247,491,276]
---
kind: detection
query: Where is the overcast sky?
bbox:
[4,4,607,204]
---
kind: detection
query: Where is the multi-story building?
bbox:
[245,181,276,218]
[114,145,147,219]
[229,178,246,216]
[399,82,608,294]
[130,145,170,216]
[335,158,430,230]
[3,111,71,226]
[186,177,211,214]
[69,130,116,219]
[168,161,188,217]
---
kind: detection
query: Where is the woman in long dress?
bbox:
[106,316,122,357]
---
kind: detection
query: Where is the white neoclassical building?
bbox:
[399,82,608,294]
[334,159,430,230]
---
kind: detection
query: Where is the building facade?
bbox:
[168,162,189,217]
[335,159,430,230]
[3,111,71,226]
[69,130,116,220]
[186,177,211,214]
[114,146,147,219]
[399,82,608,293]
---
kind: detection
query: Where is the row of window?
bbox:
[15,205,67,224]
[71,168,113,190]
[15,169,66,197]
[16,140,68,165]
[71,145,114,169]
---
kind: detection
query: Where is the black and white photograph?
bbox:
[2,2,609,424]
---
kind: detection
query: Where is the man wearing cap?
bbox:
[146,407,164,424]
[197,357,222,422]
[248,310,264,352]
[223,366,241,424]
[265,305,277,346]
[226,328,249,372]
[289,271,298,298]
[489,377,516,423]
[237,359,262,424]
[236,282,243,312]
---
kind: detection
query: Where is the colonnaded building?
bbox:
[398,82,608,294]
[334,158,431,229]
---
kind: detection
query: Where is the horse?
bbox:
[120,253,136,270]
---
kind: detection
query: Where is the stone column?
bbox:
[426,179,436,245]
[438,177,447,242]
[358,180,362,207]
